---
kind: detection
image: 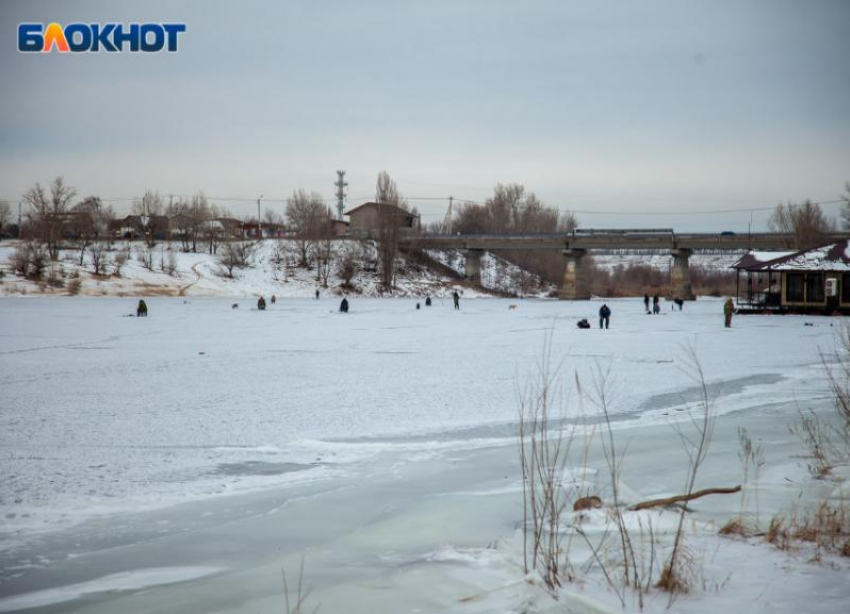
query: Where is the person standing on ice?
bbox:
[453,290,460,310]
[136,299,148,317]
[643,293,650,313]
[257,296,266,310]
[652,294,660,314]
[315,289,320,300]
[340,297,349,313]
[724,297,734,328]
[599,304,611,329]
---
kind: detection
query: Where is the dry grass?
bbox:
[719,518,751,538]
[767,500,850,560]
[66,277,82,296]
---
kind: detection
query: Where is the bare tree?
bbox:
[312,218,335,287]
[769,200,834,251]
[23,176,77,260]
[70,196,111,265]
[375,171,409,292]
[840,182,850,231]
[219,241,254,278]
[166,197,192,252]
[88,242,109,275]
[0,200,11,240]
[336,243,358,289]
[189,192,210,252]
[286,190,326,267]
[113,247,129,277]
[204,203,225,254]
[132,191,164,247]
[13,242,48,279]
[454,183,578,285]
[263,208,284,237]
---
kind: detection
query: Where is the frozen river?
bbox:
[0,296,843,613]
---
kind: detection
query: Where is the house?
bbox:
[732,241,850,313]
[331,219,350,237]
[344,202,420,238]
[241,221,261,239]
[211,217,243,240]
[112,215,169,240]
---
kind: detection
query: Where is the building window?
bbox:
[805,273,824,303]
[843,274,850,303]
[786,273,805,302]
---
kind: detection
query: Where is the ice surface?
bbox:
[0,567,224,612]
[0,296,829,538]
[0,295,847,613]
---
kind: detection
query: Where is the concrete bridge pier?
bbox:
[560,249,590,300]
[464,249,484,283]
[669,248,696,300]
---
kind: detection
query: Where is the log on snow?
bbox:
[628,485,741,511]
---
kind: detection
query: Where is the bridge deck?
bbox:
[401,232,846,251]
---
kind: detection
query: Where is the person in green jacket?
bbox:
[724,297,734,328]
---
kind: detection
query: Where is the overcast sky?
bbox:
[1,0,848,231]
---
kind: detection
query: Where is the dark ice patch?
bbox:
[214,461,313,477]
[638,373,785,413]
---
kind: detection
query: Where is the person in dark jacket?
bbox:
[315,289,320,300]
[271,295,276,305]
[643,294,650,313]
[340,297,349,313]
[674,297,684,311]
[453,290,460,310]
[137,299,148,317]
[425,296,432,307]
[257,296,266,310]
[652,294,660,314]
[599,304,611,329]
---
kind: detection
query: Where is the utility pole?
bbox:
[17,201,22,239]
[334,170,347,220]
[257,194,263,240]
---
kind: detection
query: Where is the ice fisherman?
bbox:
[643,294,650,313]
[652,294,660,315]
[724,297,734,328]
[425,296,432,307]
[136,299,148,317]
[315,289,320,300]
[257,296,266,310]
[599,304,611,329]
[271,295,277,305]
[340,297,349,313]
[453,290,460,310]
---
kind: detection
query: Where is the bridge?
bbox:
[400,230,848,300]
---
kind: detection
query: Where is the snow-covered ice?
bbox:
[0,295,847,613]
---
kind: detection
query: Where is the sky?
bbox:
[1,0,849,231]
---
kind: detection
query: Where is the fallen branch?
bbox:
[628,485,741,511]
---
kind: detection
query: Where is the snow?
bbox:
[590,250,746,273]
[0,240,488,299]
[771,243,850,271]
[0,295,847,613]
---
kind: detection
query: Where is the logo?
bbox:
[18,22,186,53]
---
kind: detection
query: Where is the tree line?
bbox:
[2,175,848,292]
